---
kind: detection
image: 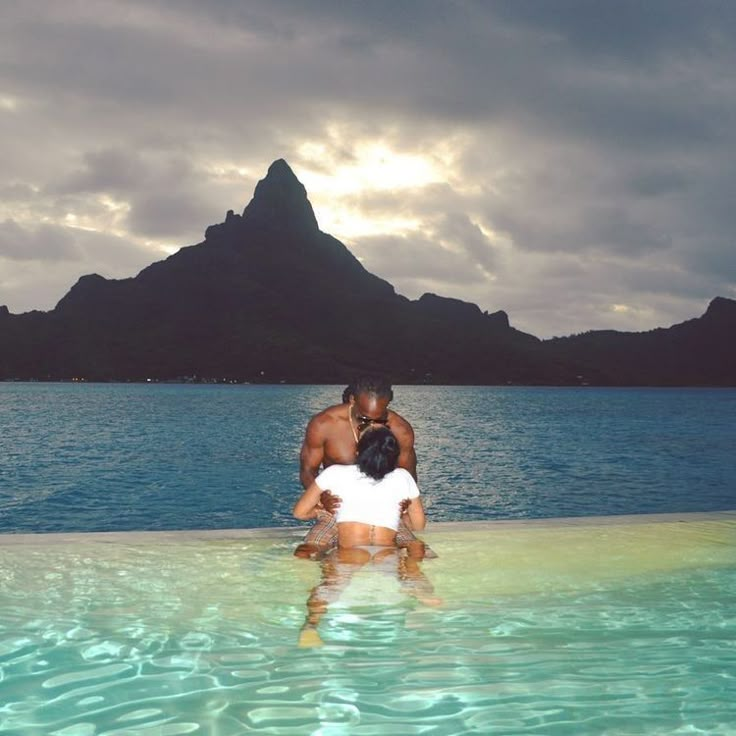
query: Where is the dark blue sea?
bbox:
[0,383,734,533]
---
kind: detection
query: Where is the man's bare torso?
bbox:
[299,392,417,495]
[314,403,411,467]
[320,403,381,466]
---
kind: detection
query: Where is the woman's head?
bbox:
[357,426,400,480]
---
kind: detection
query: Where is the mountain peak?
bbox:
[704,296,736,322]
[268,158,297,178]
[242,159,319,231]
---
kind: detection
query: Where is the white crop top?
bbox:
[315,464,420,531]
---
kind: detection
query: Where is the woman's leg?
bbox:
[293,511,338,559]
[298,547,371,647]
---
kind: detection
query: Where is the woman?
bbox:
[293,425,426,548]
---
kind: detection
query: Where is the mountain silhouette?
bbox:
[1,159,734,385]
[547,295,736,385]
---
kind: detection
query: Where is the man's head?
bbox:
[349,375,393,431]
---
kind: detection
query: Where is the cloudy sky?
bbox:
[1,0,735,338]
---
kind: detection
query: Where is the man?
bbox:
[294,375,427,559]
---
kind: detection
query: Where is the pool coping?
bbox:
[1,510,734,545]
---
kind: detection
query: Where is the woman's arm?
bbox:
[293,482,325,521]
[405,497,426,531]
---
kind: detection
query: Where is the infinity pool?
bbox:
[1,512,735,735]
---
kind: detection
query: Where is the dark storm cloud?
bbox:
[56,149,147,196]
[127,190,221,240]
[54,147,227,239]
[0,220,80,262]
[0,219,153,267]
[433,212,496,274]
[353,233,487,286]
[0,219,162,313]
[193,0,735,155]
[490,0,736,62]
[0,182,39,201]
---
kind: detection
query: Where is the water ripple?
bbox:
[1,520,736,734]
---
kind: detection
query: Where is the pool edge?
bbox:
[1,509,735,545]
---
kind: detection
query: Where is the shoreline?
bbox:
[3,379,736,388]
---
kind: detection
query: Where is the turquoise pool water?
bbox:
[1,512,735,735]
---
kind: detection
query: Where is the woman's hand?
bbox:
[294,482,325,520]
[319,490,342,515]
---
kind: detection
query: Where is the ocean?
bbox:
[1,383,734,534]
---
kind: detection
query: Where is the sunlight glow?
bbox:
[0,95,19,111]
[295,137,449,239]
[204,163,253,183]
[99,195,130,214]
[315,204,422,239]
[47,197,132,236]
[298,141,443,196]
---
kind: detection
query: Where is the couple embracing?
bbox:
[292,376,435,646]
[293,375,429,558]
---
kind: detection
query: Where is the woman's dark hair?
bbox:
[357,426,400,480]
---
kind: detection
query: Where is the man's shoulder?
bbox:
[308,403,346,426]
[388,407,412,426]
[388,410,414,438]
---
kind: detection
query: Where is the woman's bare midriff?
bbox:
[337,522,397,548]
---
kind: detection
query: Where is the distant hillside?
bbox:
[546,296,736,386]
[1,159,734,385]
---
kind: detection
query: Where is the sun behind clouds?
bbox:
[294,139,446,239]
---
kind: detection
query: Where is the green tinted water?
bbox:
[1,513,735,735]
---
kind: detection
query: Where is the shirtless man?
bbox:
[294,375,424,559]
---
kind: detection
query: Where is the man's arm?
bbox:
[391,416,418,528]
[393,417,417,481]
[299,415,326,490]
[299,414,343,516]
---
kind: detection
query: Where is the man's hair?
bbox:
[341,384,354,404]
[357,426,400,480]
[351,375,393,402]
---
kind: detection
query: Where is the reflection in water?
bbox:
[298,546,442,648]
